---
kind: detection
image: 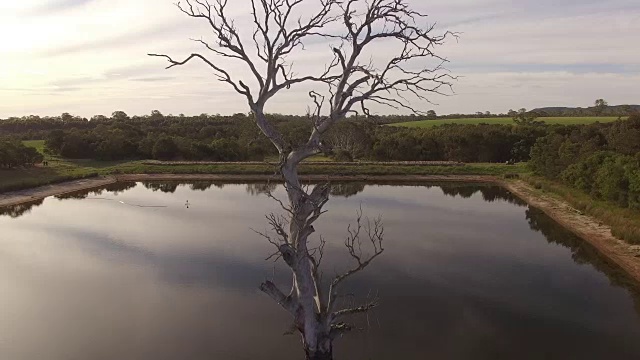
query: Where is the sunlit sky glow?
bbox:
[1,0,639,118]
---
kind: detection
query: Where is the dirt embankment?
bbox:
[0,177,118,208]
[1,174,639,284]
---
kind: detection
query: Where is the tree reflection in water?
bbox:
[246,182,277,196]
[245,182,366,198]
[526,206,640,316]
[329,183,366,198]
[55,182,138,200]
[0,199,44,218]
[189,181,226,192]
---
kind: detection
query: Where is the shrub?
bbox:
[332,149,354,162]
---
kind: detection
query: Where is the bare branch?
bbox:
[328,206,384,312]
[332,298,379,320]
[267,213,290,244]
[148,53,252,97]
[260,280,297,314]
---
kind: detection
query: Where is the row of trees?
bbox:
[3,98,635,137]
[42,115,277,161]
[41,119,546,163]
[0,111,318,139]
[0,139,43,168]
[40,115,637,164]
[529,114,640,209]
[0,111,504,132]
[371,123,546,162]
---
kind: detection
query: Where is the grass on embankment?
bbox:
[0,159,527,193]
[522,175,640,245]
[390,116,623,128]
[2,141,527,193]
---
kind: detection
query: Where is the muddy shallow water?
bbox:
[1,182,639,360]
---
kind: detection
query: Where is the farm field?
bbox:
[390,116,623,128]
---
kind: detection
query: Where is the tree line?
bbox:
[3,99,635,137]
[0,110,631,165]
[36,114,554,163]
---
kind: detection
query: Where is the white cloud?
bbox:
[0,0,639,118]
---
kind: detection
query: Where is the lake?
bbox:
[1,182,640,360]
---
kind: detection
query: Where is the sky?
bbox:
[1,0,639,118]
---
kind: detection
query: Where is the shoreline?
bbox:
[503,180,640,285]
[0,174,495,209]
[0,176,119,208]
[1,174,639,285]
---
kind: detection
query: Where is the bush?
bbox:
[0,139,44,168]
[557,151,640,209]
[332,149,354,162]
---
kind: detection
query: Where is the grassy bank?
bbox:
[391,116,623,128]
[0,157,527,193]
[0,140,528,193]
[522,175,640,245]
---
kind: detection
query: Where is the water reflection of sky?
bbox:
[1,183,640,360]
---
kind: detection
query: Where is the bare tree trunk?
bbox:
[281,161,332,358]
[305,344,333,360]
[258,153,385,359]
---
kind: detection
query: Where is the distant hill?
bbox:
[531,105,640,117]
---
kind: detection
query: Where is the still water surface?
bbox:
[1,182,640,360]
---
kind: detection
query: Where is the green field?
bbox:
[390,116,623,128]
[22,140,46,152]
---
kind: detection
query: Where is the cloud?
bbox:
[27,0,97,15]
[440,13,507,28]
[451,63,640,75]
[40,22,184,57]
[130,76,177,82]
[1,0,639,118]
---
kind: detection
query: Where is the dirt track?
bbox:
[1,174,639,284]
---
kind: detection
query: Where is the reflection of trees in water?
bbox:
[245,182,368,198]
[190,182,226,191]
[0,199,44,218]
[526,206,640,316]
[246,183,278,196]
[143,182,180,194]
[55,182,137,200]
[143,181,228,193]
[2,183,140,219]
[103,182,137,195]
[329,182,366,198]
[439,185,527,207]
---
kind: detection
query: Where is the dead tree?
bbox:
[150,1,454,358]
